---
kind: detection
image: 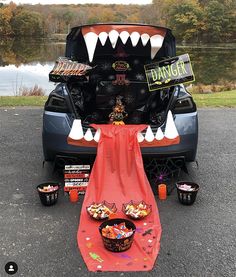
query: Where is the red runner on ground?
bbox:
[77,124,162,272]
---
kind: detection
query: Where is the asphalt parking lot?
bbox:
[0,107,235,277]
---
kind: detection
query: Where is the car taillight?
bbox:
[173,96,196,114]
[45,94,70,113]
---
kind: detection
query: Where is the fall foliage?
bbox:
[0,1,235,42]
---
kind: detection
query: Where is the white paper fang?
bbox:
[98,32,108,46]
[145,126,155,142]
[130,32,140,47]
[109,30,119,48]
[137,131,145,142]
[84,128,94,141]
[94,128,101,142]
[119,31,130,45]
[83,32,98,62]
[155,128,164,140]
[164,111,179,139]
[68,119,84,140]
[150,34,164,59]
[141,33,150,46]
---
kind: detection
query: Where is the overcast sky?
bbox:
[3,0,152,5]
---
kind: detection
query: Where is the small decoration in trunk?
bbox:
[109,96,128,125]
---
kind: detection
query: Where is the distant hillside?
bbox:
[0,1,235,42]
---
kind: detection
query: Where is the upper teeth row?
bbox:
[68,111,178,143]
[83,31,164,62]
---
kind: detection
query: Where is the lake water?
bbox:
[0,39,235,96]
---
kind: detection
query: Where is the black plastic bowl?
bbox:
[37,182,60,206]
[176,181,199,205]
[99,218,136,252]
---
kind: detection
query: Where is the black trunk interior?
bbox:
[68,56,172,126]
[63,25,177,126]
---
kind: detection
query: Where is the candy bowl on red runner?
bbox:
[37,182,60,206]
[122,200,152,220]
[99,218,136,252]
[86,201,117,220]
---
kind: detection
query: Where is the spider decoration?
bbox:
[144,157,187,195]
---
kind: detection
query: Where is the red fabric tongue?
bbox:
[77,124,162,272]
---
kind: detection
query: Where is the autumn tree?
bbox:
[11,10,44,37]
[75,9,89,25]
[139,4,159,25]
[167,0,205,42]
[0,3,16,36]
[0,2,235,42]
[0,39,17,66]
[49,7,66,33]
[204,0,236,42]
[63,10,76,33]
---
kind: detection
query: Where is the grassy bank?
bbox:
[192,90,236,107]
[0,96,47,107]
[0,90,236,108]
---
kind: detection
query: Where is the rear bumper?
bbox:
[42,111,198,162]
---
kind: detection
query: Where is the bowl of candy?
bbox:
[176,181,199,205]
[37,182,60,206]
[99,218,136,252]
[86,201,117,220]
[122,200,152,219]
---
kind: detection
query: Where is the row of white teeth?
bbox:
[83,31,164,62]
[68,111,179,143]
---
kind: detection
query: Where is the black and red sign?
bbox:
[64,165,90,194]
[144,54,195,91]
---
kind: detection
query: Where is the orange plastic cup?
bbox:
[158,184,167,200]
[69,189,79,203]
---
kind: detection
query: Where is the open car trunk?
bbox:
[60,24,177,127]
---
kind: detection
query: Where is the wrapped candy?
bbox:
[178,184,195,191]
[87,202,117,220]
[102,222,134,239]
[38,185,59,193]
[123,201,151,219]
